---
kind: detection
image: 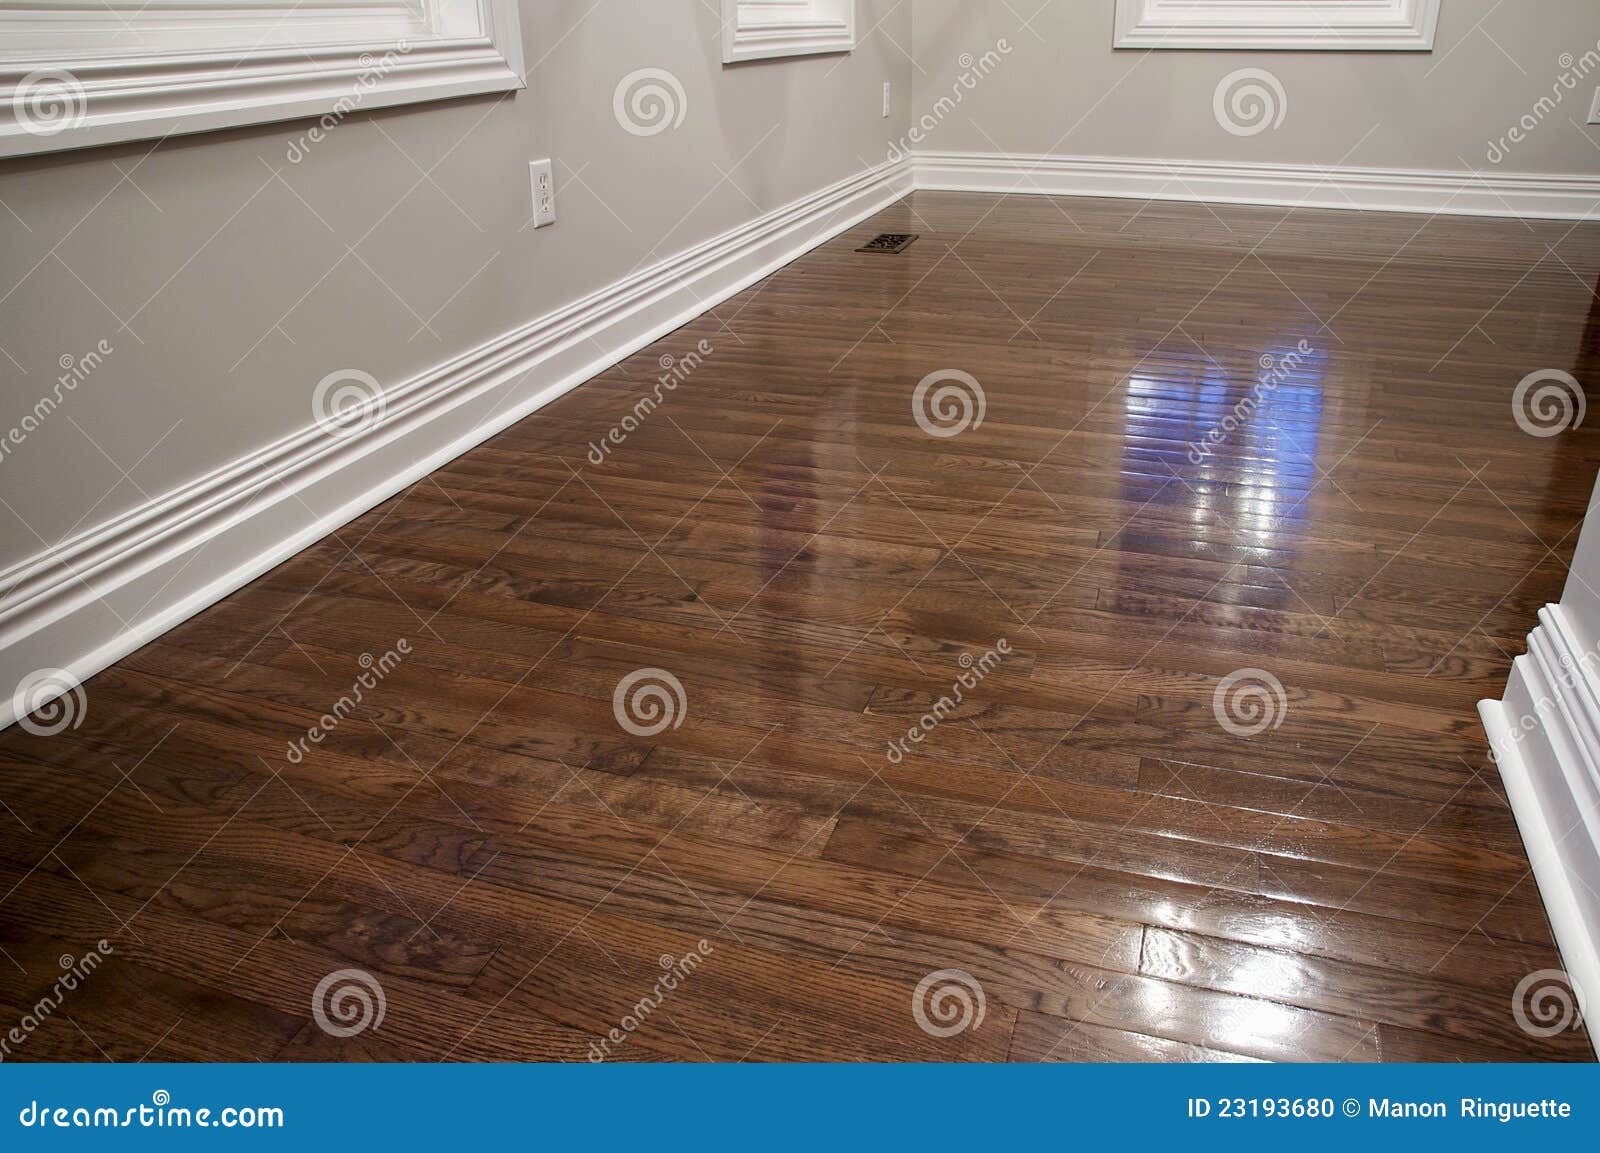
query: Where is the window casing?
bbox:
[722,0,857,64]
[1113,0,1441,51]
[0,0,524,158]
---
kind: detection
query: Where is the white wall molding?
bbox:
[1113,0,1441,51]
[0,0,525,159]
[722,0,857,64]
[912,151,1600,221]
[0,156,914,729]
[1480,604,1600,1060]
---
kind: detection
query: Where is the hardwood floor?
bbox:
[3,190,1599,1062]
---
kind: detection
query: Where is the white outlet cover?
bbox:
[529,159,556,228]
[1590,86,1600,125]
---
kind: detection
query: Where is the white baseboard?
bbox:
[913,151,1600,221]
[7,146,1597,729]
[0,156,914,730]
[1479,605,1600,1060]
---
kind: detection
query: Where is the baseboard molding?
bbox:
[1479,605,1600,1059]
[913,151,1600,221]
[0,156,914,730]
[7,147,1595,728]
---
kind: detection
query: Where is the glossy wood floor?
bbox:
[3,191,1600,1062]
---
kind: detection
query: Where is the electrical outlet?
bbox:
[883,81,892,118]
[529,159,556,228]
[1589,87,1600,125]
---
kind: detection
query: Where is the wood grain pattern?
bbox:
[1,191,1597,1062]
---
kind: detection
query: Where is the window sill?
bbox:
[1113,0,1441,51]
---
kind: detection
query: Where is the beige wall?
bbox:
[0,1,913,571]
[911,0,1600,173]
[7,0,1600,578]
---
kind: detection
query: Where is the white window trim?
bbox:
[0,0,525,159]
[1113,0,1442,51]
[722,0,856,64]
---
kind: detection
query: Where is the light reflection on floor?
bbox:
[1116,341,1331,614]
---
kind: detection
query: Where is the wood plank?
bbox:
[3,190,1599,1061]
